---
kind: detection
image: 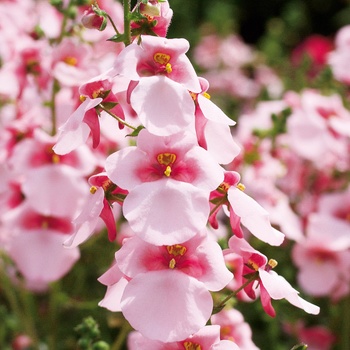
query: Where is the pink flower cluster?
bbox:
[0,0,323,348]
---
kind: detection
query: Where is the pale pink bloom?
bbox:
[53,97,102,155]
[193,34,253,70]
[226,236,320,317]
[286,89,350,167]
[209,171,284,246]
[121,270,213,342]
[34,0,63,38]
[9,129,96,176]
[115,231,232,291]
[127,326,240,349]
[2,202,80,291]
[64,172,127,248]
[21,164,88,219]
[54,75,127,154]
[211,309,259,350]
[328,25,350,84]
[292,213,350,299]
[106,231,232,342]
[113,35,200,91]
[111,35,199,135]
[51,38,99,87]
[106,129,224,245]
[194,77,240,164]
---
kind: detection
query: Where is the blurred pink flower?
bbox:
[211,309,259,350]
[127,325,240,349]
[3,202,80,291]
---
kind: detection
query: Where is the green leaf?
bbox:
[108,33,126,43]
[126,125,145,137]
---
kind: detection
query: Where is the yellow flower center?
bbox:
[247,259,259,271]
[153,52,172,73]
[63,56,78,66]
[157,153,176,177]
[166,244,187,269]
[184,342,202,350]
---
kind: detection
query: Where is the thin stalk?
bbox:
[50,78,60,136]
[123,0,132,46]
[98,104,137,130]
[214,272,259,311]
[110,319,133,350]
[106,13,120,35]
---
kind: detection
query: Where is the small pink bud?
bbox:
[81,7,107,31]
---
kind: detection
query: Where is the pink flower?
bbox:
[101,231,232,342]
[111,35,200,135]
[286,89,350,167]
[54,77,125,154]
[292,213,350,299]
[51,38,99,86]
[2,202,80,291]
[106,129,224,245]
[291,35,333,76]
[328,25,350,84]
[211,309,259,350]
[127,326,240,349]
[209,171,284,246]
[226,236,320,317]
[64,172,128,248]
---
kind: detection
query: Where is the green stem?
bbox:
[0,253,39,346]
[56,0,74,44]
[214,272,259,312]
[50,79,60,136]
[106,13,120,35]
[98,104,137,130]
[110,319,132,350]
[339,294,350,350]
[47,283,61,350]
[123,0,132,46]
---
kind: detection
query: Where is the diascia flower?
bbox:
[209,171,284,246]
[53,77,125,155]
[226,236,320,317]
[111,35,200,136]
[105,128,224,245]
[100,230,232,342]
[63,172,128,248]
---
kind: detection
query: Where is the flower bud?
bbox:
[81,7,107,31]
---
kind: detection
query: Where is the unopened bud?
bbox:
[81,7,107,31]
